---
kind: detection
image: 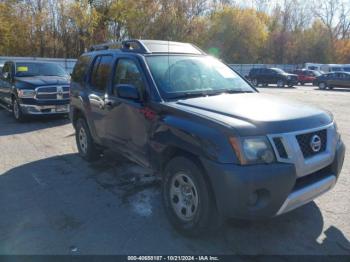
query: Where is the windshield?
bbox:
[146,55,254,99]
[271,68,286,74]
[15,62,68,77]
[312,70,321,76]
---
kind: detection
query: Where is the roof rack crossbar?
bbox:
[89,39,150,53]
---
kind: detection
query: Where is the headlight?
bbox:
[18,89,36,98]
[229,136,276,165]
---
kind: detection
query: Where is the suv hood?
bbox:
[283,73,298,77]
[15,76,70,86]
[170,93,332,136]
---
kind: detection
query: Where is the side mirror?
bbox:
[113,84,140,100]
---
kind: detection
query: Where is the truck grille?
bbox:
[296,129,327,158]
[35,86,69,100]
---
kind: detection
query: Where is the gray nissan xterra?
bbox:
[69,40,345,236]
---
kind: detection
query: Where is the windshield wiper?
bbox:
[223,89,254,94]
[168,89,253,100]
[169,91,212,100]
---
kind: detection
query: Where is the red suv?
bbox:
[293,69,321,85]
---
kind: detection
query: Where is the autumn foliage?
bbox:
[0,0,349,64]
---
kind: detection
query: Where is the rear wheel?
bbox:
[319,82,327,90]
[75,118,101,161]
[162,156,221,236]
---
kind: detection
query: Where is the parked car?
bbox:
[0,60,70,121]
[70,40,345,236]
[293,69,321,85]
[315,72,350,90]
[248,68,298,87]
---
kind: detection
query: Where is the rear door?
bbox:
[86,55,114,141]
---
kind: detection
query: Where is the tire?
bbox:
[252,78,259,86]
[277,80,285,88]
[319,82,327,90]
[162,156,221,236]
[12,97,25,122]
[75,118,101,161]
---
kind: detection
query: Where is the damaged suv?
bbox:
[70,40,345,235]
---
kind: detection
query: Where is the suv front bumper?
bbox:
[201,139,345,219]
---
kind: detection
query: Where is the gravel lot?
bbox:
[0,86,349,255]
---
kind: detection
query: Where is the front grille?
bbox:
[273,137,288,158]
[296,129,327,158]
[36,93,56,100]
[35,86,69,101]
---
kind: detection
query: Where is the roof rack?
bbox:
[89,40,149,53]
[89,39,206,55]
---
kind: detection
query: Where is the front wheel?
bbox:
[319,82,327,90]
[162,157,221,236]
[251,78,259,86]
[12,97,25,122]
[277,80,285,88]
[75,118,101,161]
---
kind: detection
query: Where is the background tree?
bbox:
[0,0,349,64]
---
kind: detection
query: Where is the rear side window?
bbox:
[90,55,113,92]
[71,55,91,84]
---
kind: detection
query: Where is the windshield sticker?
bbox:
[17,66,28,72]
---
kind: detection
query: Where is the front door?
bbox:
[104,57,152,167]
[0,62,13,106]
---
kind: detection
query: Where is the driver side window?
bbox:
[113,59,144,95]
